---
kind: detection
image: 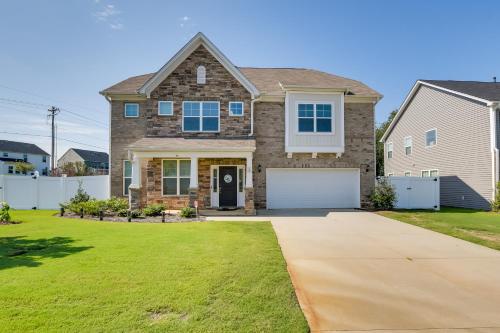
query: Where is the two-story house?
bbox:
[0,140,50,176]
[381,80,500,210]
[100,33,381,214]
[58,148,109,175]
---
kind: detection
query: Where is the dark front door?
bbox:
[219,166,237,207]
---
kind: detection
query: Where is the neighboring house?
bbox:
[0,140,50,176]
[100,33,381,214]
[58,148,109,175]
[381,80,500,210]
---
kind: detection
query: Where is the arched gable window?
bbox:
[197,65,206,84]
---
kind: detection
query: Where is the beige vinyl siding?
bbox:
[384,85,493,210]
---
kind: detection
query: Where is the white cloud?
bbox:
[93,3,124,30]
[179,16,195,29]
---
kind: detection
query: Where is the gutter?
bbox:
[490,104,499,200]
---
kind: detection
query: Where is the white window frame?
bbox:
[421,170,430,177]
[430,169,439,177]
[404,171,411,177]
[182,101,220,133]
[161,159,191,196]
[387,142,393,159]
[425,128,437,147]
[123,160,132,196]
[158,101,174,116]
[296,102,334,134]
[197,66,206,84]
[387,172,394,176]
[229,101,244,117]
[124,103,139,118]
[404,136,412,155]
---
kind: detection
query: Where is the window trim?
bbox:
[387,142,393,159]
[197,66,206,84]
[425,128,437,147]
[2,152,8,157]
[229,101,244,117]
[404,136,412,155]
[124,103,139,118]
[404,171,411,177]
[182,101,220,133]
[421,169,439,177]
[387,172,394,177]
[161,159,191,197]
[158,101,174,116]
[42,155,47,163]
[296,102,334,135]
[123,160,132,196]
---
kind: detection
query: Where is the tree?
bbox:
[60,161,91,176]
[376,109,398,176]
[14,161,35,175]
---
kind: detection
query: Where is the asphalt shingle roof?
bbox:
[72,149,109,163]
[421,80,500,102]
[0,140,49,156]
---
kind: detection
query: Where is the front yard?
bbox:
[378,207,500,250]
[0,211,307,332]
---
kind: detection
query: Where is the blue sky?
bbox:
[1,0,499,158]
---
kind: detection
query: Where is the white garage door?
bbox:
[266,168,360,209]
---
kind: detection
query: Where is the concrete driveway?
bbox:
[209,210,500,332]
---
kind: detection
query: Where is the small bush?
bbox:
[491,182,500,212]
[130,209,143,218]
[70,181,90,204]
[117,209,129,217]
[105,197,128,212]
[179,207,196,218]
[0,202,11,222]
[143,203,166,217]
[371,177,397,210]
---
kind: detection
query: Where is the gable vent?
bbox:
[197,65,206,84]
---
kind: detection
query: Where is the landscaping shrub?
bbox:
[143,203,166,217]
[491,182,500,212]
[130,209,143,218]
[117,209,129,217]
[105,197,128,212]
[371,177,397,210]
[0,202,11,222]
[179,207,196,218]
[81,200,107,216]
[70,181,90,204]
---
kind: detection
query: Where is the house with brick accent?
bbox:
[100,33,381,214]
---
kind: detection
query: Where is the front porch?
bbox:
[127,138,256,215]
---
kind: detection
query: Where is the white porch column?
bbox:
[190,156,198,188]
[130,155,141,188]
[245,154,253,188]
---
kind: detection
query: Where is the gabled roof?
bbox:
[0,140,49,156]
[380,80,500,142]
[71,148,109,163]
[138,32,259,98]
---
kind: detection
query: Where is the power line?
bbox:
[0,131,107,150]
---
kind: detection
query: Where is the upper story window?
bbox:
[23,153,28,162]
[404,171,411,177]
[183,102,219,132]
[404,136,412,155]
[297,103,333,133]
[124,103,139,117]
[425,129,437,147]
[2,152,8,157]
[158,101,173,116]
[197,66,206,84]
[42,155,47,163]
[229,102,244,116]
[387,142,393,159]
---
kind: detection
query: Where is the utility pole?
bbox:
[47,106,60,175]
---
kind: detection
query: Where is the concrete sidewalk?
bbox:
[208,210,500,332]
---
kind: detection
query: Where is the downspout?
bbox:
[104,94,112,198]
[489,103,499,201]
[248,95,261,137]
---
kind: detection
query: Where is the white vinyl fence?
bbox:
[0,175,109,209]
[385,176,440,210]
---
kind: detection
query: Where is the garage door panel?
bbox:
[266,168,360,209]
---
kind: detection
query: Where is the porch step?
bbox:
[199,209,247,216]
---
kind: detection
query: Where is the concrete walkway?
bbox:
[208,210,500,332]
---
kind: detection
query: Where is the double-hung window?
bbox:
[425,129,437,147]
[158,101,173,116]
[162,160,191,196]
[404,171,411,177]
[387,142,393,159]
[183,102,219,132]
[123,160,132,195]
[124,103,139,117]
[23,153,28,162]
[229,102,244,116]
[42,155,47,163]
[404,136,412,155]
[422,169,439,177]
[298,103,333,133]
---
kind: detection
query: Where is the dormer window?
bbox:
[197,66,206,84]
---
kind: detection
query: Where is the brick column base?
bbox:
[244,187,256,215]
[129,187,141,210]
[188,187,198,208]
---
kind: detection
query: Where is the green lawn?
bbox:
[0,211,307,333]
[378,207,500,250]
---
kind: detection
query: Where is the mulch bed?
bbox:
[0,221,21,225]
[60,212,205,223]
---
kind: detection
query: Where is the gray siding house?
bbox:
[58,148,109,174]
[381,80,500,210]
